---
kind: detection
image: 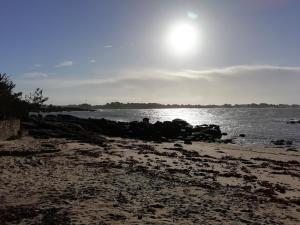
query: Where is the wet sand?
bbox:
[0,136,299,225]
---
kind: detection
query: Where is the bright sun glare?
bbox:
[167,22,200,56]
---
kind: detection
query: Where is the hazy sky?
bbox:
[1,0,300,104]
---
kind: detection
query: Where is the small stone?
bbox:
[174,143,183,148]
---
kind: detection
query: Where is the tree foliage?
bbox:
[0,73,22,98]
[0,73,25,119]
[0,73,48,119]
[25,88,49,112]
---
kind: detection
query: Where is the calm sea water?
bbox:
[50,108,300,146]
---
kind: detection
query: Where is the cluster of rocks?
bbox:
[24,114,225,144]
[22,116,107,146]
[271,139,293,146]
[287,119,300,124]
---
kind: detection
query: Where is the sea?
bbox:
[48,108,300,146]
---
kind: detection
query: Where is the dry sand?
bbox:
[0,136,299,225]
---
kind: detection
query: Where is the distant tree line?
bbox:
[0,73,48,120]
[44,102,300,111]
[42,104,95,112]
[94,102,300,109]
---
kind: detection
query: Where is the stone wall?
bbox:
[0,119,20,140]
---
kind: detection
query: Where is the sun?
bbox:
[166,22,200,56]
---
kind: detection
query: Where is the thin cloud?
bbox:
[33,64,41,68]
[16,65,300,105]
[54,60,73,68]
[186,65,300,80]
[23,72,49,79]
[89,59,96,63]
[104,45,112,48]
[187,11,198,20]
[188,65,300,74]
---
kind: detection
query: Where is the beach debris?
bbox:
[107,213,127,221]
[116,192,128,204]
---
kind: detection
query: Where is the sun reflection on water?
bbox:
[52,108,300,146]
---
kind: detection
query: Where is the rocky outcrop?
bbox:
[22,118,106,146]
[23,115,223,143]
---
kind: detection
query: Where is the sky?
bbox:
[0,0,300,105]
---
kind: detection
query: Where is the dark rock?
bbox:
[286,147,298,152]
[220,172,242,178]
[29,114,38,119]
[254,188,276,197]
[172,118,190,127]
[275,184,286,193]
[271,139,285,145]
[44,114,57,121]
[241,166,250,174]
[287,119,300,124]
[174,143,183,148]
[149,204,164,209]
[271,139,293,146]
[239,134,246,137]
[243,175,257,182]
[220,139,234,144]
[184,140,192,145]
[22,119,106,146]
[143,118,150,123]
[137,214,143,220]
[56,114,79,121]
[116,192,128,204]
[24,115,224,144]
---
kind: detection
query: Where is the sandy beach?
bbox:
[2,0,300,224]
[1,135,299,225]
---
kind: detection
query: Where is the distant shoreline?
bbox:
[42,103,300,112]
